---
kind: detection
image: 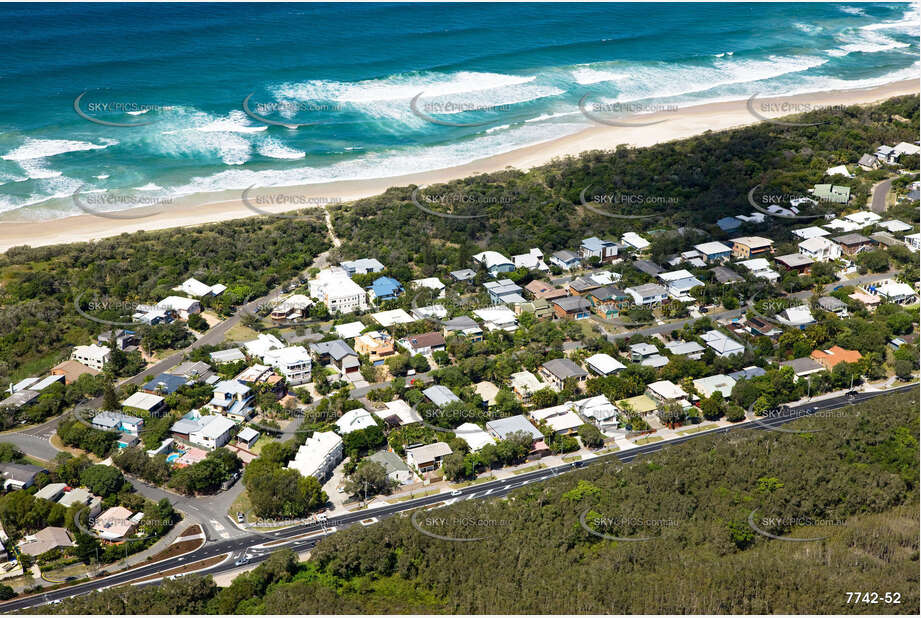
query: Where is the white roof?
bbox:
[381,400,423,425]
[574,395,619,423]
[701,330,745,354]
[335,409,377,434]
[156,296,200,312]
[694,241,732,255]
[411,305,448,320]
[288,431,343,478]
[473,306,517,327]
[693,374,737,398]
[530,404,585,433]
[731,236,774,249]
[264,345,311,366]
[237,427,259,442]
[273,294,313,313]
[664,340,705,356]
[73,344,110,361]
[585,353,626,375]
[647,380,688,400]
[640,354,670,368]
[877,281,916,298]
[738,258,772,272]
[372,309,415,327]
[410,277,446,291]
[243,333,284,356]
[777,305,815,326]
[473,251,513,269]
[334,321,365,339]
[825,164,853,178]
[893,141,921,156]
[31,375,65,391]
[121,391,164,411]
[799,236,837,252]
[454,422,495,452]
[510,371,543,393]
[629,342,658,356]
[878,219,913,233]
[179,278,213,297]
[658,269,696,282]
[792,226,830,239]
[843,211,881,225]
[193,415,236,440]
[823,218,862,233]
[621,232,650,250]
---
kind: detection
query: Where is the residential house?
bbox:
[580,237,619,263]
[728,366,767,382]
[472,251,515,277]
[817,296,848,317]
[309,268,369,313]
[187,414,236,450]
[93,506,137,541]
[485,415,544,443]
[141,373,188,396]
[812,184,850,204]
[633,259,663,277]
[694,241,732,262]
[701,330,744,357]
[512,248,549,272]
[693,374,737,399]
[548,249,582,271]
[379,400,423,427]
[442,316,484,342]
[825,164,853,178]
[738,258,780,282]
[746,316,782,338]
[904,232,921,253]
[0,463,45,490]
[371,308,415,327]
[270,294,313,321]
[474,381,499,407]
[864,279,917,305]
[730,236,774,259]
[309,340,360,375]
[263,345,312,385]
[586,286,630,319]
[287,431,343,480]
[515,298,553,320]
[473,306,518,331]
[367,450,414,484]
[792,226,831,240]
[167,360,215,384]
[71,344,111,371]
[400,331,446,356]
[335,409,378,435]
[92,411,143,434]
[810,346,863,370]
[538,358,588,391]
[368,276,404,303]
[210,348,246,364]
[34,482,68,502]
[585,353,626,376]
[664,340,705,359]
[354,331,397,365]
[621,232,650,251]
[658,269,704,301]
[176,277,226,298]
[525,280,569,301]
[574,394,620,432]
[711,266,743,285]
[206,380,254,421]
[340,258,385,276]
[624,283,668,307]
[510,371,544,403]
[121,392,166,417]
[236,427,260,448]
[449,268,477,282]
[871,231,901,248]
[0,390,39,410]
[551,296,591,320]
[50,359,100,384]
[798,236,842,262]
[858,153,881,171]
[405,442,452,473]
[876,219,912,233]
[18,527,74,557]
[568,276,602,296]
[832,233,874,256]
[96,329,137,351]
[616,394,659,417]
[409,277,446,298]
[422,384,462,408]
[484,279,526,304]
[780,357,826,380]
[776,306,815,329]
[410,305,448,322]
[156,296,202,319]
[453,423,496,453]
[774,253,814,274]
[844,211,881,227]
[716,216,742,232]
[243,333,285,357]
[645,380,689,404]
[530,403,584,436]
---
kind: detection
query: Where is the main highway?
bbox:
[2,382,915,613]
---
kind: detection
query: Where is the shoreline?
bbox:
[1,78,917,254]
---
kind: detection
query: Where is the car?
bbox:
[234,557,250,566]
[699,306,709,313]
[846,390,859,398]
[450,490,462,496]
[236,512,245,523]
[168,573,185,580]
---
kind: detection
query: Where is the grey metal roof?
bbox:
[541,358,588,380]
[485,415,543,441]
[422,385,461,408]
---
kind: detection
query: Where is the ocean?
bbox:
[0,2,917,220]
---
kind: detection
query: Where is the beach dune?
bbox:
[0,79,917,254]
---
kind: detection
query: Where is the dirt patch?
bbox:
[130,554,227,584]
[180,524,203,537]
[143,537,205,563]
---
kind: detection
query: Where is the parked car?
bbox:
[234,557,250,566]
[451,490,462,496]
[236,512,245,523]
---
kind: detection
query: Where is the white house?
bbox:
[243,333,285,357]
[825,164,853,178]
[287,431,343,480]
[792,226,830,240]
[693,374,737,399]
[71,344,111,371]
[335,409,378,435]
[574,394,620,432]
[472,251,515,277]
[621,232,650,251]
[701,330,744,357]
[156,296,202,319]
[188,414,236,450]
[798,236,842,262]
[646,380,689,402]
[664,340,705,359]
[738,258,780,282]
[624,283,668,306]
[904,233,921,253]
[580,237,619,263]
[263,345,312,386]
[658,269,704,301]
[454,423,496,452]
[776,305,815,329]
[473,306,518,331]
[176,278,225,298]
[866,279,917,305]
[694,241,732,262]
[585,353,626,376]
[530,403,585,436]
[512,248,549,272]
[309,268,369,313]
[410,277,447,298]
[843,211,881,227]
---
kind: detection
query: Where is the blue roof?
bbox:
[143,373,188,395]
[728,366,767,381]
[581,237,615,251]
[370,276,403,298]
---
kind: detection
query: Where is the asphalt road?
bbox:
[870,178,892,214]
[3,383,915,613]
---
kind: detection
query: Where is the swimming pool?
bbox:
[166,453,182,463]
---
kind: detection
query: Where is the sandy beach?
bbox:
[1,79,917,254]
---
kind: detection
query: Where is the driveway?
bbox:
[870,178,892,214]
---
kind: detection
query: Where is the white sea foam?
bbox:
[95,174,110,179]
[839,6,866,16]
[136,183,163,191]
[827,28,912,57]
[126,109,150,116]
[195,109,267,133]
[257,138,306,159]
[1,138,117,161]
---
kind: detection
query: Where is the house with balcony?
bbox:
[798,236,842,262]
[551,296,591,320]
[538,358,588,391]
[832,233,874,256]
[354,330,397,365]
[624,283,668,307]
[263,345,312,386]
[472,251,515,277]
[586,286,630,319]
[512,248,549,272]
[730,236,774,259]
[580,237,619,263]
[368,276,404,303]
[694,241,732,263]
[657,269,704,301]
[548,249,582,271]
[206,380,254,421]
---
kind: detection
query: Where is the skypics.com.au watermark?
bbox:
[72,186,176,220]
[241,186,342,219]
[410,506,513,542]
[747,184,835,221]
[579,185,676,220]
[74,91,176,127]
[579,508,681,542]
[747,508,846,542]
[410,93,512,128]
[242,93,345,129]
[410,188,513,219]
[578,95,676,127]
[746,94,842,127]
